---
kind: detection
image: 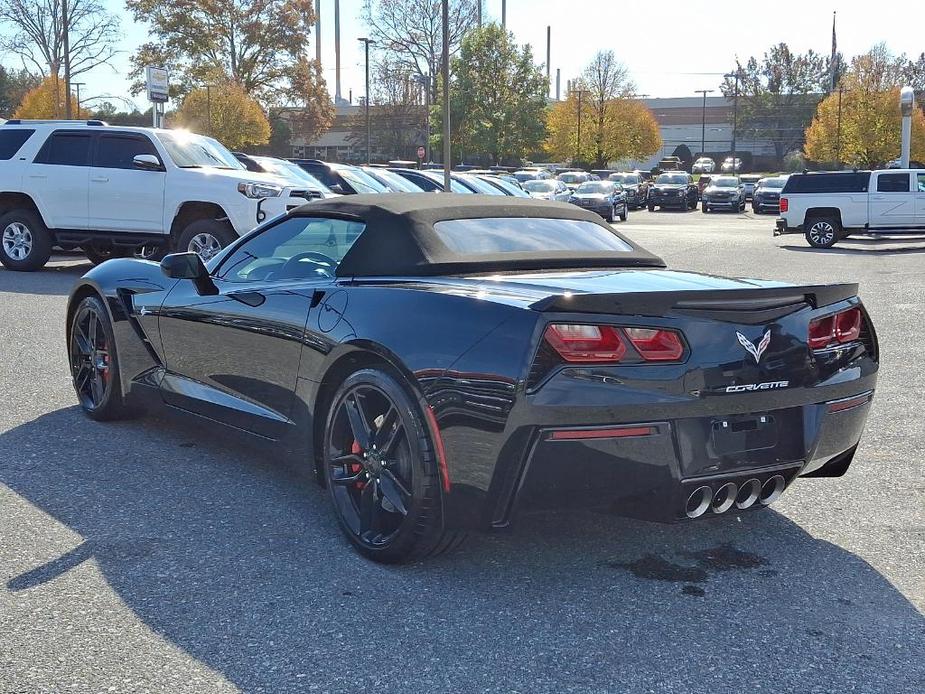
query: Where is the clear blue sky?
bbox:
[27,0,925,111]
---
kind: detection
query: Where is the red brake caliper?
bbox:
[350,440,365,489]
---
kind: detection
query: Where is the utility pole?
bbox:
[724,70,740,171]
[315,1,321,64]
[62,0,72,118]
[441,0,451,191]
[358,37,375,166]
[695,89,714,156]
[334,0,342,102]
[477,0,481,26]
[73,81,85,116]
[576,88,589,165]
[502,0,506,28]
[836,85,844,168]
[546,26,551,98]
[415,74,431,164]
[205,85,213,136]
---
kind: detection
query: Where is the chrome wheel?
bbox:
[808,220,836,247]
[2,222,33,261]
[327,384,413,548]
[187,232,223,261]
[69,304,111,410]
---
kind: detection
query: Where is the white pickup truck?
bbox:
[0,120,314,271]
[775,169,925,248]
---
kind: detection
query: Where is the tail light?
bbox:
[543,324,626,362]
[624,327,685,361]
[543,324,685,364]
[808,306,863,350]
[779,197,788,212]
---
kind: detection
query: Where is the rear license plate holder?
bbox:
[711,414,777,456]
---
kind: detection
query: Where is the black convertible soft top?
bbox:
[293,193,666,277]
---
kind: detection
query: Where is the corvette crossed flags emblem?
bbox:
[736,330,771,364]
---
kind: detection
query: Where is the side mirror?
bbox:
[329,183,345,194]
[133,154,163,171]
[160,252,217,295]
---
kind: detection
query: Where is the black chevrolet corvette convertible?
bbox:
[66,194,878,562]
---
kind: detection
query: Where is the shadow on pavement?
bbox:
[781,240,925,255]
[0,256,91,296]
[2,406,923,692]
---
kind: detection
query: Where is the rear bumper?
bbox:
[774,218,801,235]
[499,386,875,526]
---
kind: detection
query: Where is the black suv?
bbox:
[647,172,698,211]
[288,159,386,195]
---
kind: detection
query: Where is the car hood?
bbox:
[706,187,738,193]
[186,167,293,187]
[571,193,609,200]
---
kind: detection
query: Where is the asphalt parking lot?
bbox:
[1,207,923,693]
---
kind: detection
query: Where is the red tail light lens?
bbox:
[835,307,861,342]
[809,306,863,350]
[779,197,788,212]
[624,327,685,361]
[544,324,626,362]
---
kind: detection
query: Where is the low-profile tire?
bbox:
[805,216,841,249]
[177,218,238,262]
[323,367,464,563]
[83,245,133,266]
[68,295,134,421]
[0,208,52,271]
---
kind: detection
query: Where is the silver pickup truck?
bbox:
[775,169,925,248]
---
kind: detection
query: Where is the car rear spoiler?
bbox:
[530,283,859,322]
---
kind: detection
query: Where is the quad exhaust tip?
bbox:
[735,479,762,510]
[685,486,713,519]
[711,482,737,514]
[759,475,786,505]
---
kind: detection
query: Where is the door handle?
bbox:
[91,176,110,183]
[28,174,47,180]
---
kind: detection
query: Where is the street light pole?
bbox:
[415,74,431,164]
[62,0,72,118]
[724,70,740,171]
[72,81,85,116]
[358,37,375,166]
[441,0,451,191]
[695,89,714,156]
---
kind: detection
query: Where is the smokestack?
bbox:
[556,69,560,100]
[349,88,353,104]
[334,0,342,102]
[546,26,551,98]
[315,1,321,64]
[502,0,506,28]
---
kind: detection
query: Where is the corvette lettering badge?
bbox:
[736,330,771,364]
[725,380,789,393]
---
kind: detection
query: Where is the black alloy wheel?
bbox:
[324,368,463,562]
[68,295,130,420]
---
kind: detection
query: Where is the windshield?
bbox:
[712,177,739,187]
[576,182,614,194]
[254,157,331,191]
[514,171,540,182]
[760,178,787,189]
[457,174,503,194]
[421,171,471,193]
[335,166,388,194]
[558,172,587,183]
[656,174,688,185]
[524,180,556,193]
[483,176,530,197]
[363,167,423,192]
[156,131,244,169]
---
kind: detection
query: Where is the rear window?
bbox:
[0,129,35,160]
[432,218,633,255]
[782,172,869,194]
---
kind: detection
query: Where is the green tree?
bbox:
[0,66,39,117]
[433,24,547,165]
[720,44,829,166]
[126,0,319,104]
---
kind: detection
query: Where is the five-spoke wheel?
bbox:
[68,295,131,420]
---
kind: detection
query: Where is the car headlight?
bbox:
[238,181,283,198]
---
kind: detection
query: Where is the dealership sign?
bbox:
[145,66,169,103]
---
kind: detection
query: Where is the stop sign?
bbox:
[417,146,425,159]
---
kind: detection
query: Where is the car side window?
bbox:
[917,173,925,193]
[876,173,910,193]
[35,131,91,166]
[96,134,159,169]
[218,216,365,283]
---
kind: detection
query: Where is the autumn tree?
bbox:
[719,44,829,166]
[126,0,319,104]
[282,57,335,145]
[13,75,93,119]
[804,46,925,167]
[432,24,547,166]
[0,0,119,79]
[363,0,478,102]
[174,82,271,150]
[546,55,659,167]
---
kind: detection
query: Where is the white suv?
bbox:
[0,120,312,271]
